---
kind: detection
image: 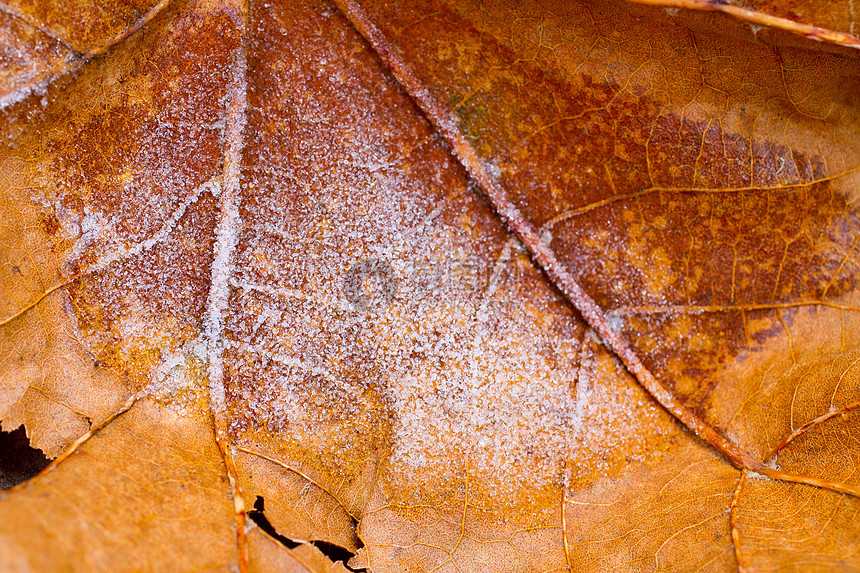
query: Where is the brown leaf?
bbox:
[0,0,859,571]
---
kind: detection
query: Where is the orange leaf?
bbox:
[0,0,858,570]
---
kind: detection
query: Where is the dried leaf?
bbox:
[0,0,858,571]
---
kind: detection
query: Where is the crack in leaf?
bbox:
[235,445,360,522]
[249,495,368,572]
[0,425,50,489]
[4,392,138,493]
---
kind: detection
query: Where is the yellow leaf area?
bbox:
[0,0,858,571]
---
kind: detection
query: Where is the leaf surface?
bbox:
[0,0,859,571]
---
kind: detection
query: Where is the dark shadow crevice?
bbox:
[0,425,50,489]
[248,496,367,572]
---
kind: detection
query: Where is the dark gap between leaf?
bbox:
[248,496,301,549]
[248,495,367,572]
[313,539,360,568]
[0,425,50,489]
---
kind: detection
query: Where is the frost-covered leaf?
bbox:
[0,0,859,571]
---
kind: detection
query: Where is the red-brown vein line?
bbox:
[730,470,747,573]
[203,3,250,571]
[0,0,173,108]
[332,0,760,472]
[625,0,860,49]
[80,0,174,59]
[0,3,77,51]
[0,0,172,56]
[765,401,860,461]
[6,392,138,494]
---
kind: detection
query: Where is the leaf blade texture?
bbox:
[0,0,859,571]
